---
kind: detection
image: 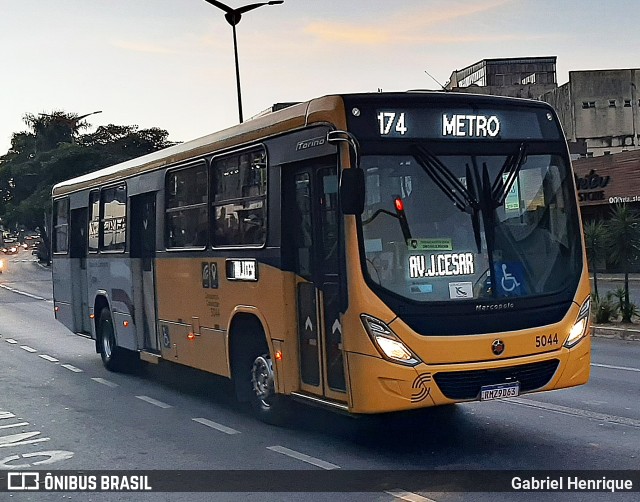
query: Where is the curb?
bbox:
[591,325,640,342]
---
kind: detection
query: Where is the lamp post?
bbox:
[203,0,284,123]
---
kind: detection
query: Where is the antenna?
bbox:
[424,69,447,91]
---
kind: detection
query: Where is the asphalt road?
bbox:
[0,251,639,501]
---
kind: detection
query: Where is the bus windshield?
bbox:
[361,147,581,303]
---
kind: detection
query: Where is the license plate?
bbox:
[480,382,520,401]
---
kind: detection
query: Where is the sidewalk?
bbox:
[591,324,640,342]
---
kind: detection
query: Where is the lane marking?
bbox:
[386,490,438,502]
[592,362,640,373]
[192,417,240,435]
[0,284,47,301]
[5,339,18,344]
[39,355,59,362]
[135,396,172,409]
[91,378,118,388]
[0,422,30,429]
[266,445,340,470]
[502,397,640,429]
[61,364,83,373]
[20,345,36,353]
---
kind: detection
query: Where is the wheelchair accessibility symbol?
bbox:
[494,262,525,296]
[500,264,520,292]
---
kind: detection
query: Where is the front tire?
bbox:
[232,327,290,425]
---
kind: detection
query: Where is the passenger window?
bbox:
[212,147,267,246]
[100,185,127,252]
[165,163,208,249]
[52,198,69,254]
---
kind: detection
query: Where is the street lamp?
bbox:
[38,110,102,143]
[203,0,284,123]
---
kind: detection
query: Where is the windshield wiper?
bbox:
[413,145,482,251]
[491,142,527,207]
[412,145,479,214]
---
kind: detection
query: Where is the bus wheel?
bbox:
[249,352,289,425]
[98,308,126,372]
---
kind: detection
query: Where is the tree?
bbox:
[583,219,608,299]
[0,111,175,230]
[606,204,640,322]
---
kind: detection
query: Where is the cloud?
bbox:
[304,0,519,46]
[111,40,180,55]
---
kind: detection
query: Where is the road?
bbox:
[0,251,639,501]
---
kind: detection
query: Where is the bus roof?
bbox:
[51,91,554,197]
[51,94,346,197]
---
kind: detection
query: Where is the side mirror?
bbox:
[340,168,364,215]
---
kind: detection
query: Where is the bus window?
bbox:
[88,190,100,253]
[165,163,208,248]
[212,147,266,246]
[100,185,127,252]
[53,198,69,254]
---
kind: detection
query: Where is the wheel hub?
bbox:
[251,355,274,405]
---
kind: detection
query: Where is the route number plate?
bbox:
[480,382,520,401]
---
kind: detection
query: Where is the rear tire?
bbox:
[97,308,132,372]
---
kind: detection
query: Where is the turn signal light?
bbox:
[187,332,196,341]
[89,313,95,319]
[274,350,283,361]
[123,321,129,327]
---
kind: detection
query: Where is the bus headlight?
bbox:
[360,314,421,366]
[564,298,591,348]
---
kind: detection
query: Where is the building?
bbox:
[573,149,640,221]
[446,57,640,159]
[445,56,558,99]
[541,69,640,158]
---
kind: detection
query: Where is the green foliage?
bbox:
[591,292,618,324]
[584,219,608,298]
[602,204,640,322]
[606,204,640,272]
[0,111,175,229]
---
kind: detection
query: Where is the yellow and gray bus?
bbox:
[52,92,591,423]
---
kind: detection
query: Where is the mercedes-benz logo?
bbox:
[492,339,505,356]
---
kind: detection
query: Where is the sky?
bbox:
[1,0,639,153]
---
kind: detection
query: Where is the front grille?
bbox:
[433,359,560,400]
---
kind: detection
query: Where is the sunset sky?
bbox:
[1,0,638,152]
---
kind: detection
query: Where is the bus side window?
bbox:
[53,198,70,254]
[165,162,208,249]
[212,147,267,247]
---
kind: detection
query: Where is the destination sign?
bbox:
[346,99,562,142]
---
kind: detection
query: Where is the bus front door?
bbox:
[288,164,346,401]
[130,193,159,352]
[70,208,90,334]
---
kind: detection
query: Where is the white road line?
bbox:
[61,364,83,373]
[502,397,640,428]
[592,362,640,373]
[266,445,340,470]
[0,422,30,429]
[135,395,172,409]
[39,354,59,362]
[0,284,47,301]
[20,345,36,353]
[91,377,118,388]
[192,417,240,435]
[5,339,17,344]
[386,490,438,502]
